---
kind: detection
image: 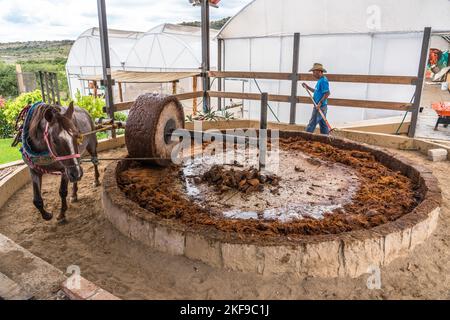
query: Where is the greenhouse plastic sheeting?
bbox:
[217,0,450,124]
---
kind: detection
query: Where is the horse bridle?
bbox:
[44,123,81,167]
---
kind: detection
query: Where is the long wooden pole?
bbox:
[201,0,211,112]
[97,0,116,138]
[97,0,115,132]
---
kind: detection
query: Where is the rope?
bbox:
[79,157,171,163]
[253,78,281,122]
[395,92,416,135]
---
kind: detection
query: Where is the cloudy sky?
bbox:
[0,0,251,42]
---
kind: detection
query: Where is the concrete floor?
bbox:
[415,83,450,141]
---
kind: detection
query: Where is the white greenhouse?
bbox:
[122,23,218,101]
[66,24,218,103]
[65,27,143,98]
[216,0,450,125]
[126,23,218,72]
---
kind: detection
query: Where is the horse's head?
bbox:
[44,102,83,182]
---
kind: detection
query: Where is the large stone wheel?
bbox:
[125,93,185,166]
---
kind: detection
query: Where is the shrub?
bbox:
[114,111,127,122]
[74,90,128,123]
[74,89,106,120]
[0,89,127,139]
[2,90,42,128]
[0,108,14,138]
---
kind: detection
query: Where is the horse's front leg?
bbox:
[71,182,78,203]
[93,160,100,187]
[57,174,69,223]
[31,171,53,221]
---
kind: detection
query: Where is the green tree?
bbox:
[0,62,18,98]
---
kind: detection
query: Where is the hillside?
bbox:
[0,40,73,99]
[0,40,74,64]
[179,17,230,30]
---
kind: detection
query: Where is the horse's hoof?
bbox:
[71,197,78,203]
[57,215,67,224]
[42,212,53,221]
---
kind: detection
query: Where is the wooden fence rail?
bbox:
[113,89,413,113]
[207,91,413,111]
[114,91,203,112]
[209,71,418,85]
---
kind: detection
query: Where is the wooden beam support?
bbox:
[210,71,291,80]
[217,38,223,111]
[174,91,203,102]
[208,91,413,111]
[299,73,418,85]
[114,91,204,112]
[172,81,177,95]
[289,33,300,124]
[208,91,290,103]
[193,76,198,115]
[408,27,432,138]
[209,71,418,85]
[118,81,123,102]
[93,80,98,98]
[259,92,268,170]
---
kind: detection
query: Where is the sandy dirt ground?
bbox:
[0,147,448,300]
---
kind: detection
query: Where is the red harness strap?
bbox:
[44,123,81,162]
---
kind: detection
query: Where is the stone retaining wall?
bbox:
[102,131,441,278]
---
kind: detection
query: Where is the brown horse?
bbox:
[22,101,100,223]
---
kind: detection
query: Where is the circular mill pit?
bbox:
[101,94,441,278]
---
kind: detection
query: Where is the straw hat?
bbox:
[309,63,327,73]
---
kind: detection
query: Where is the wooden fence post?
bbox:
[16,64,26,94]
[38,71,46,102]
[193,76,198,115]
[218,38,223,111]
[259,92,268,170]
[289,33,300,125]
[118,81,124,102]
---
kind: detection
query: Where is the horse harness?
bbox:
[13,102,82,175]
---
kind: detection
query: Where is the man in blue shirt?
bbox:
[302,63,331,135]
